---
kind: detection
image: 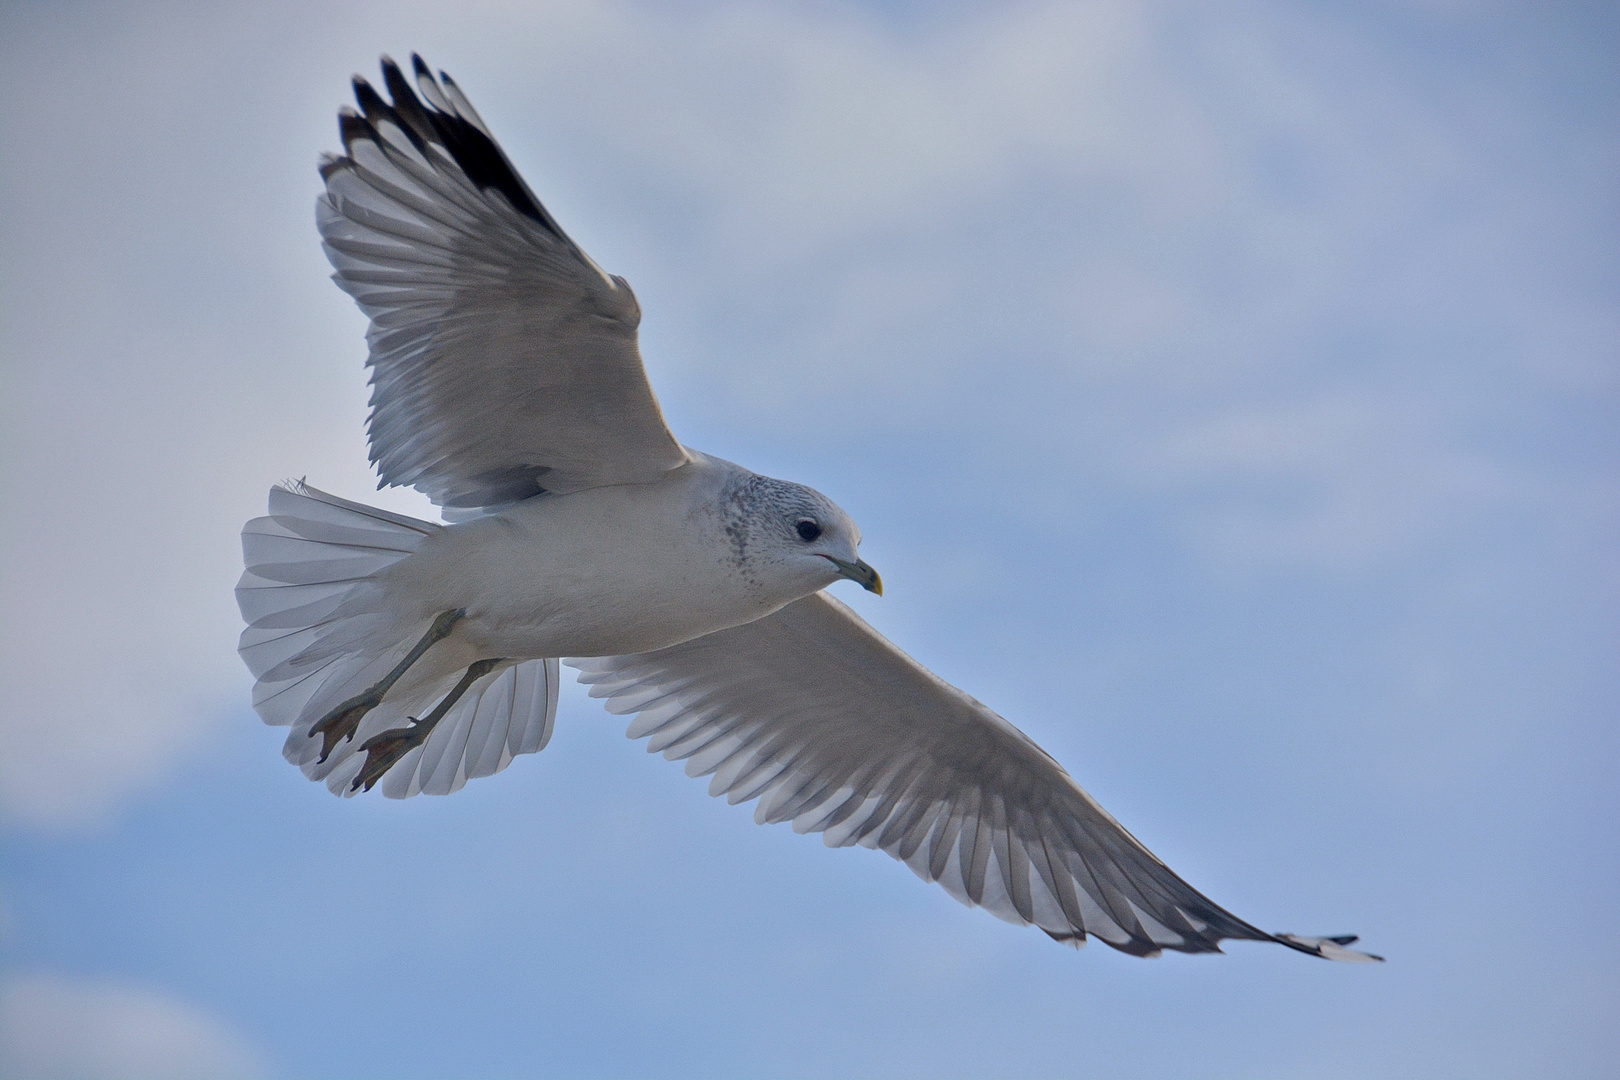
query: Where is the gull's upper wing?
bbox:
[317,56,688,511]
[571,593,1379,961]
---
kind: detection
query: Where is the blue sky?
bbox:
[1,1,1615,1077]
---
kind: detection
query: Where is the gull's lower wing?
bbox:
[318,55,688,511]
[571,593,1380,961]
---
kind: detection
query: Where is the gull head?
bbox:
[718,472,881,599]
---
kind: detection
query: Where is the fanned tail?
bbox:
[235,482,559,797]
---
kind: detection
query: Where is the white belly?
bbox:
[376,455,798,661]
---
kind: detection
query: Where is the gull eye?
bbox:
[795,519,822,543]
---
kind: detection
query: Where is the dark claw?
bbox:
[309,692,382,762]
[351,721,426,792]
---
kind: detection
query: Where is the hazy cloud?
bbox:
[0,973,268,1080]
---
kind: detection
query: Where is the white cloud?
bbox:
[547,1,1198,256]
[0,973,268,1080]
[1129,391,1532,566]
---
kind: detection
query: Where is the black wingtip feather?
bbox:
[321,55,576,246]
[351,77,391,123]
[336,109,371,153]
[386,55,555,232]
[379,56,434,145]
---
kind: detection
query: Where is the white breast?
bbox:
[378,453,789,660]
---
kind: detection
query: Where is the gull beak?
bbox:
[822,555,883,596]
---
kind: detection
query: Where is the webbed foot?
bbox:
[347,657,505,793]
[310,692,382,762]
[305,608,467,763]
[352,721,428,792]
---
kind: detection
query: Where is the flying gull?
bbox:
[236,55,1381,963]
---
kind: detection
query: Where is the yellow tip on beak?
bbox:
[824,556,883,595]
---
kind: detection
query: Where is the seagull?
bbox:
[236,55,1381,963]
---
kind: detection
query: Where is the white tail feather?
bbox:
[236,482,559,797]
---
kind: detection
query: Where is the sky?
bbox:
[0,0,1615,1077]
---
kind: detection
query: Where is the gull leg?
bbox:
[352,658,505,792]
[309,608,464,762]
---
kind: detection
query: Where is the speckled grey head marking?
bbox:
[718,473,836,567]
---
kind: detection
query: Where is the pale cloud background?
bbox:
[1,1,1614,1078]
[0,973,268,1080]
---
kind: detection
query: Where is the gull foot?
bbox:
[309,691,383,762]
[351,722,427,792]
[346,656,505,793]
[308,609,469,763]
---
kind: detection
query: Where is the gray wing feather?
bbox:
[571,593,1380,961]
[317,56,688,510]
